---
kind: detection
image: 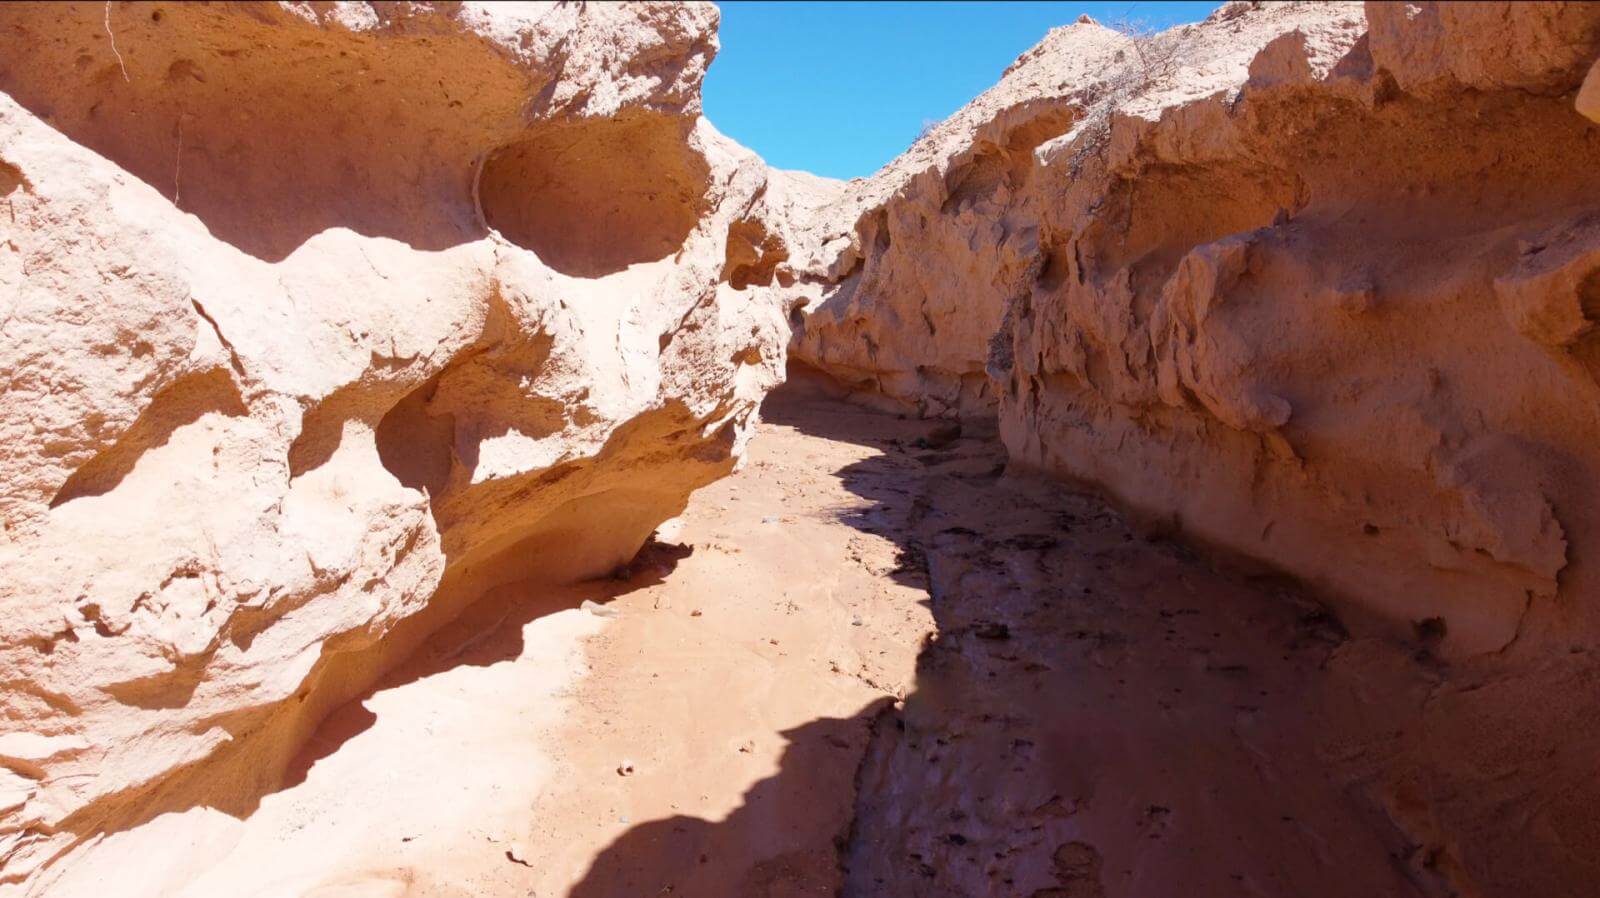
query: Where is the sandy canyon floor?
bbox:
[32,387,1452,898]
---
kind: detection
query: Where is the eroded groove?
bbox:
[49,367,246,507]
[479,113,711,277]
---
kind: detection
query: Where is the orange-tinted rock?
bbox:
[790,0,1600,660]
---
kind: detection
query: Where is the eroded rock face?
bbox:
[0,1,793,881]
[784,24,1132,419]
[790,1,1600,660]
[781,7,1600,893]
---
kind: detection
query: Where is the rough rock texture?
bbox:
[13,2,1600,895]
[791,0,1600,660]
[781,6,1600,894]
[0,1,793,882]
[785,20,1130,419]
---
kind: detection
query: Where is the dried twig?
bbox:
[1062,14,1193,172]
[104,1,130,82]
[173,117,183,206]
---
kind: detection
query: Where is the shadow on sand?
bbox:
[566,386,996,896]
[563,382,1489,898]
[283,538,696,791]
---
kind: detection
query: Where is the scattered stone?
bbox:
[582,600,621,619]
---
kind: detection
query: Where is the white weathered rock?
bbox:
[0,1,792,881]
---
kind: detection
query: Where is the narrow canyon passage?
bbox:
[10,4,1600,896]
[33,385,1457,898]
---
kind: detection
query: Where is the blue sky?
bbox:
[703,1,1220,180]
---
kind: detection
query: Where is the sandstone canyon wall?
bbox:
[8,1,1600,893]
[790,0,1600,661]
[0,1,817,880]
